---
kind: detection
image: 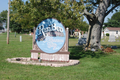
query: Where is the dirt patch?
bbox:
[101,46,116,53]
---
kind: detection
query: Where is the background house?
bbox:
[104,27,120,37]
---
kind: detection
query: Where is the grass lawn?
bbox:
[101,36,120,47]
[0,33,120,80]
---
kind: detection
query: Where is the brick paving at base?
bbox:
[6,57,80,67]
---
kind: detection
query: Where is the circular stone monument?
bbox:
[31,18,70,62]
[35,18,66,53]
[6,18,80,67]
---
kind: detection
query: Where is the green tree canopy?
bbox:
[111,11,120,21]
[9,20,22,33]
[79,21,89,31]
[79,0,120,50]
[0,10,8,23]
[104,11,120,27]
[0,10,8,30]
[0,9,23,33]
[10,0,85,30]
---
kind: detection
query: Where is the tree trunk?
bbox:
[85,18,104,50]
[89,20,103,49]
[85,0,110,50]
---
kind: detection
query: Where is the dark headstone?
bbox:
[78,38,86,45]
[111,46,117,49]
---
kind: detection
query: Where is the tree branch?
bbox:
[82,9,97,22]
[105,2,120,17]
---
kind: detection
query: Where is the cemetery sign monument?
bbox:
[31,18,70,62]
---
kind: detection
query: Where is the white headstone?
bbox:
[20,36,22,42]
[108,35,116,42]
[101,36,103,39]
[101,32,104,39]
[78,32,81,39]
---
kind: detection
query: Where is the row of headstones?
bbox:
[102,35,119,42]
[78,32,88,38]
[78,33,119,46]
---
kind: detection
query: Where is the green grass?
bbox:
[69,38,78,46]
[0,33,120,80]
[101,36,120,47]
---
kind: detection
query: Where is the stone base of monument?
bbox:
[40,53,70,63]
[31,50,70,63]
[6,57,80,67]
[30,26,71,64]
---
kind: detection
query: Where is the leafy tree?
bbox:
[63,0,120,50]
[84,0,120,50]
[0,20,2,29]
[0,9,23,33]
[9,20,22,33]
[79,21,89,31]
[0,22,4,30]
[10,0,84,31]
[0,10,8,30]
[10,0,120,50]
[104,11,120,27]
[0,10,8,23]
[104,18,120,27]
[74,0,120,50]
[111,11,120,21]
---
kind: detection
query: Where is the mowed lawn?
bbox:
[0,33,120,80]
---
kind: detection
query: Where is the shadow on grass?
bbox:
[69,46,107,59]
[102,45,120,49]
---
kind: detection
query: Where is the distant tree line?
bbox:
[104,11,120,28]
[9,0,88,33]
[0,10,7,30]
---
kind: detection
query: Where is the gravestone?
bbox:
[108,35,116,42]
[78,32,81,39]
[101,32,104,39]
[20,36,22,42]
[78,38,86,45]
[82,33,88,38]
[31,18,70,62]
[77,33,87,45]
[101,35,103,39]
[111,46,117,49]
[102,40,104,42]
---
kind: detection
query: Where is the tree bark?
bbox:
[84,0,110,50]
[89,20,102,50]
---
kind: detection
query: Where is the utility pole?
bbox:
[7,0,10,44]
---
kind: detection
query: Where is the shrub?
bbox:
[69,47,105,59]
[106,33,109,36]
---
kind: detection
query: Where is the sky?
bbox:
[0,0,115,24]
